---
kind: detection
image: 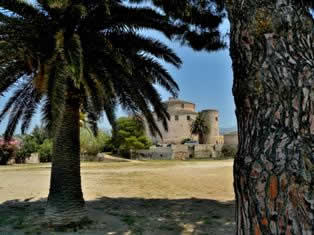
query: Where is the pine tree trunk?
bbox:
[46,87,87,225]
[227,1,314,234]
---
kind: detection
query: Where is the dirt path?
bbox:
[0,159,235,234]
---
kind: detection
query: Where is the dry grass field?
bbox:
[0,159,235,234]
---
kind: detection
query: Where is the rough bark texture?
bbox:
[46,87,87,225]
[227,0,314,234]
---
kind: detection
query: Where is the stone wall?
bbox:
[172,145,190,160]
[201,110,220,145]
[131,144,223,160]
[143,98,225,145]
[224,132,238,147]
[194,144,214,158]
[131,147,173,160]
[145,113,198,144]
[194,144,224,158]
[25,153,40,164]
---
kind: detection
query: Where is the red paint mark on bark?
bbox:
[269,175,278,200]
[261,217,268,226]
[254,223,262,235]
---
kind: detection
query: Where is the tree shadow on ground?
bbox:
[0,197,235,234]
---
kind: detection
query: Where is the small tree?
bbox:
[16,135,39,163]
[190,114,209,144]
[221,145,237,159]
[38,139,53,162]
[113,117,152,157]
[32,125,49,145]
[80,129,111,156]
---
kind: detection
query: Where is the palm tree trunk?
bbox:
[46,87,87,225]
[227,0,314,234]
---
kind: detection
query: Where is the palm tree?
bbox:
[0,0,225,225]
[190,114,209,144]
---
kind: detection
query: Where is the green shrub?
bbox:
[221,145,237,158]
[80,129,111,156]
[0,146,15,165]
[16,135,40,163]
[181,138,192,144]
[32,125,49,145]
[113,117,152,157]
[38,139,53,162]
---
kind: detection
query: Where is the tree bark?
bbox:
[227,1,314,234]
[46,86,87,225]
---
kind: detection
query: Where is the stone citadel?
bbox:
[144,97,224,145]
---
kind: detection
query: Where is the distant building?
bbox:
[144,97,224,145]
[223,131,238,147]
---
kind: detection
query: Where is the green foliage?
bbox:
[80,129,111,156]
[0,145,16,165]
[16,135,40,163]
[181,138,192,144]
[113,117,152,156]
[221,145,237,158]
[38,139,53,162]
[32,125,49,145]
[16,126,51,162]
[190,114,209,144]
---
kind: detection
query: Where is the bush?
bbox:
[32,125,49,145]
[221,145,237,158]
[38,139,53,162]
[181,138,192,144]
[80,129,111,156]
[0,139,20,165]
[113,117,152,157]
[0,146,16,165]
[16,135,39,163]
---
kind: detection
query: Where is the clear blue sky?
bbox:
[0,3,236,134]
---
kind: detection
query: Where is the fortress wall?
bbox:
[131,144,224,160]
[144,98,225,145]
[224,133,238,147]
[131,147,173,160]
[182,103,195,112]
[194,144,214,158]
[201,110,220,145]
[217,136,224,144]
[146,113,198,144]
[132,145,190,160]
[167,102,195,112]
[165,113,197,144]
[172,144,190,160]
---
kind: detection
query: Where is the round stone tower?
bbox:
[200,109,219,145]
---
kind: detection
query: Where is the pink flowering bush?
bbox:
[0,138,21,165]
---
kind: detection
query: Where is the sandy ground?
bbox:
[0,159,235,234]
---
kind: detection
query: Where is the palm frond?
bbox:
[0,0,46,22]
[107,31,182,68]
